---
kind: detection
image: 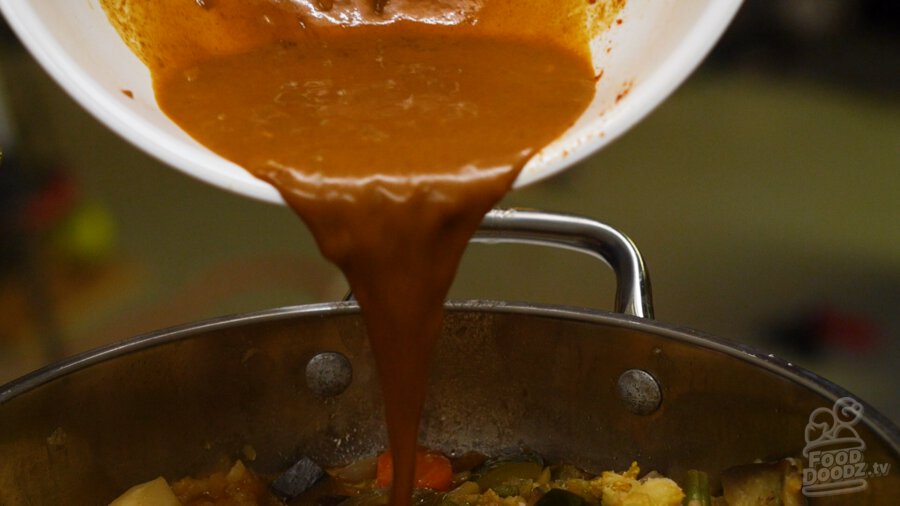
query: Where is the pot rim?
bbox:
[2,300,897,456]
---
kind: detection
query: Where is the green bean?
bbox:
[682,470,711,506]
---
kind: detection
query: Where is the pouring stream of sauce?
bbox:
[100,2,608,504]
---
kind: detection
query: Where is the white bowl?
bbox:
[0,0,742,205]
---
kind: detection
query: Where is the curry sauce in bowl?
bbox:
[0,0,743,202]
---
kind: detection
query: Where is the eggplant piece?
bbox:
[720,459,806,506]
[271,456,327,501]
[535,488,586,506]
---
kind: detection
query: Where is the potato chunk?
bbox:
[109,476,181,506]
[592,462,685,506]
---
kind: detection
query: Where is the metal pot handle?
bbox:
[474,209,653,319]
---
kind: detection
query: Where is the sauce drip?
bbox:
[100,2,602,505]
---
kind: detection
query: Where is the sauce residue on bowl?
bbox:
[99,1,613,504]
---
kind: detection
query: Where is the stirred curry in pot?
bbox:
[99,1,614,504]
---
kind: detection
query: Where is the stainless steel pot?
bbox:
[1,210,897,505]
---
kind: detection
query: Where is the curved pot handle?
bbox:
[474,209,653,319]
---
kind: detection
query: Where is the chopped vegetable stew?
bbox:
[109,449,806,506]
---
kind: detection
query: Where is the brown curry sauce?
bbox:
[98,2,604,504]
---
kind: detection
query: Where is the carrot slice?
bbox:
[376,448,453,491]
[375,451,393,488]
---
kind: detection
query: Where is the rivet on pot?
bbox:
[616,369,662,416]
[305,352,352,398]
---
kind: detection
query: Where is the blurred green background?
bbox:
[1,1,897,421]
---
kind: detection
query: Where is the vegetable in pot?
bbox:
[376,448,454,491]
[597,462,685,506]
[271,456,326,501]
[108,477,180,506]
[107,447,815,506]
[534,488,586,506]
[720,459,806,506]
[470,448,544,493]
[682,470,711,506]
